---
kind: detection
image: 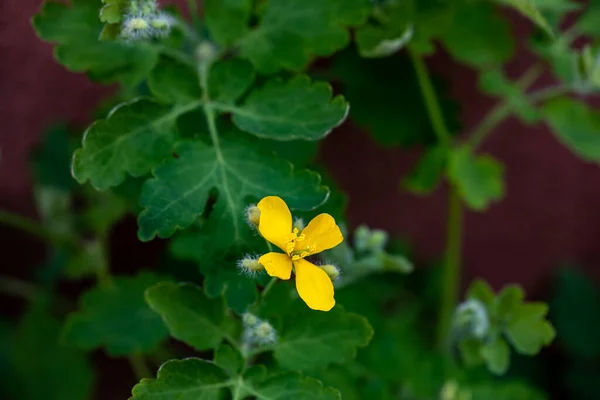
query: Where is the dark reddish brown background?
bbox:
[2,2,600,307]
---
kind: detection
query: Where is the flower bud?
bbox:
[237,256,264,276]
[150,14,171,36]
[245,204,261,228]
[195,41,218,63]
[453,299,489,340]
[367,229,388,252]
[320,264,340,282]
[122,16,152,39]
[292,218,305,232]
[242,312,259,327]
[254,321,277,344]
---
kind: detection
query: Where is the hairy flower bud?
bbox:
[242,313,278,346]
[245,204,261,228]
[237,256,264,276]
[196,41,218,64]
[453,299,489,340]
[242,312,259,328]
[320,264,340,282]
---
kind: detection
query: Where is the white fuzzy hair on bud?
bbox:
[320,264,341,282]
[237,255,264,276]
[245,204,261,229]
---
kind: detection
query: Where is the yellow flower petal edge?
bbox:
[257,196,292,252]
[300,213,344,256]
[258,252,293,280]
[294,258,335,311]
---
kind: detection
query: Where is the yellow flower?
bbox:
[256,196,344,312]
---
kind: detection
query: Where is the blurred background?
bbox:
[2,0,600,399]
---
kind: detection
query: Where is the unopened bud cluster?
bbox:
[354,225,389,254]
[121,0,171,40]
[237,255,264,276]
[242,313,277,346]
[452,299,490,340]
[320,264,340,281]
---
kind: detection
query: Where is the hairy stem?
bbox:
[437,186,463,350]
[186,0,202,31]
[0,209,77,248]
[409,51,452,144]
[128,354,153,380]
[468,63,545,149]
[0,275,37,301]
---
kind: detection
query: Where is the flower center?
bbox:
[286,228,312,260]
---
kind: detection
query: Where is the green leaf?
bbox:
[467,279,496,306]
[481,337,510,375]
[33,0,158,86]
[469,381,547,400]
[130,358,230,399]
[214,343,243,376]
[275,307,373,371]
[169,230,261,313]
[448,147,504,210]
[552,268,600,358]
[208,58,256,105]
[238,0,370,73]
[243,367,341,399]
[495,285,525,320]
[543,98,600,163]
[12,302,93,400]
[440,3,514,67]
[144,282,227,351]
[403,145,448,194]
[331,49,459,147]
[32,125,77,191]
[217,76,348,141]
[148,57,201,103]
[72,98,201,190]
[495,0,554,36]
[137,136,329,242]
[100,0,127,24]
[62,273,169,356]
[505,303,556,355]
[355,1,414,58]
[205,0,252,47]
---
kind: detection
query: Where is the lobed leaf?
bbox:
[144,282,228,351]
[238,0,370,73]
[12,302,94,400]
[130,358,230,399]
[137,136,329,242]
[243,367,341,400]
[218,76,349,141]
[62,272,170,356]
[33,0,158,86]
[72,98,201,190]
[205,0,252,47]
[275,307,373,371]
[543,98,600,163]
[448,147,504,211]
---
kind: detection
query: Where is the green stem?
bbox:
[0,210,77,248]
[437,185,463,350]
[128,354,153,380]
[468,63,545,149]
[261,277,277,299]
[409,51,452,144]
[0,275,37,301]
[186,0,202,31]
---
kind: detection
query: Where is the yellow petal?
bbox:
[257,196,292,252]
[294,258,335,311]
[258,252,292,280]
[301,214,344,255]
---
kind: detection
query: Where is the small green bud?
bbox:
[453,299,489,340]
[367,229,388,252]
[237,256,264,276]
[242,312,259,327]
[440,380,459,400]
[245,204,261,228]
[354,225,371,252]
[320,264,340,282]
[195,41,218,63]
[292,217,305,232]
